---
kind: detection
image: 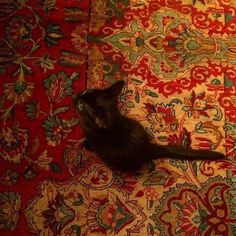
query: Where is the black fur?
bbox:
[73,80,225,171]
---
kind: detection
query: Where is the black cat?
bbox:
[73,80,225,171]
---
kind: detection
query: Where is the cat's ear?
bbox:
[106,80,125,98]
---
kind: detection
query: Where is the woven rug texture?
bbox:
[0,0,236,235]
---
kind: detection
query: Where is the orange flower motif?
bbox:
[182,91,211,119]
[145,187,158,201]
[145,102,178,133]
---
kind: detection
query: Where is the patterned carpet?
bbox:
[1,0,236,235]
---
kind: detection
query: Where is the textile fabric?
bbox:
[0,0,236,235]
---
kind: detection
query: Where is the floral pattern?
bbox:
[152,177,236,236]
[1,0,236,235]
[0,125,29,163]
[0,1,87,234]
[0,191,21,231]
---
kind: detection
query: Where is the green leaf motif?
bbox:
[145,127,154,139]
[198,206,208,218]
[44,23,64,47]
[145,89,159,98]
[192,162,198,177]
[135,91,140,103]
[44,72,77,102]
[71,225,81,236]
[25,100,39,120]
[53,106,70,115]
[35,54,56,72]
[68,118,79,127]
[175,227,184,234]
[0,67,7,74]
[147,161,156,173]
[170,159,188,170]
[157,136,168,142]
[147,223,155,234]
[72,193,83,206]
[60,50,86,67]
[39,0,57,14]
[182,106,190,112]
[126,101,135,108]
[70,72,80,81]
[31,42,41,53]
[131,78,143,85]
[125,90,133,96]
[50,162,62,173]
[199,222,208,233]
[195,121,207,134]
[64,7,88,22]
[143,171,167,186]
[22,63,33,75]
[173,201,183,210]
[169,99,182,105]
[7,106,15,120]
[212,105,223,121]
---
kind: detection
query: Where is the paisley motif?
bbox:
[1,0,236,235]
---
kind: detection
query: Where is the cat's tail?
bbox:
[149,143,225,161]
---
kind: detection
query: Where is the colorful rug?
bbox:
[1,0,236,235]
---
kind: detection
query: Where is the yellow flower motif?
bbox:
[0,126,29,163]
[0,191,21,231]
[71,24,88,54]
[36,54,56,73]
[193,99,207,110]
[37,150,53,171]
[3,80,34,104]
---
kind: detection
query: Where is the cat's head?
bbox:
[73,80,125,129]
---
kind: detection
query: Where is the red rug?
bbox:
[0,0,89,235]
[1,0,236,235]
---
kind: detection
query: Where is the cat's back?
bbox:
[111,115,150,148]
[101,115,151,170]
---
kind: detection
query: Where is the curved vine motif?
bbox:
[0,0,87,187]
[0,4,64,125]
[24,179,147,235]
[152,177,236,236]
[1,0,233,235]
[192,11,212,29]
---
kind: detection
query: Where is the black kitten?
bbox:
[73,80,225,171]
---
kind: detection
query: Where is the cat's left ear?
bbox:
[107,80,125,98]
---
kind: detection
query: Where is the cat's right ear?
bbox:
[107,80,125,98]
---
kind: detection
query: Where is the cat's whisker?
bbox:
[81,90,87,96]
